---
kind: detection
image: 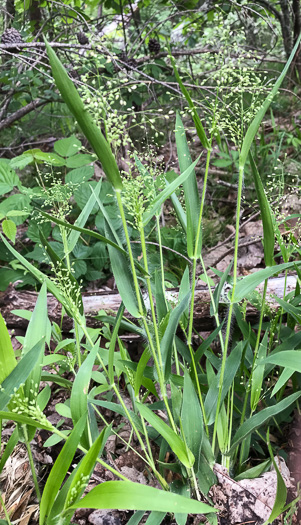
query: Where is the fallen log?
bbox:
[0,275,297,331]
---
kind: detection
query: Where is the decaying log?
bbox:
[0,275,297,331]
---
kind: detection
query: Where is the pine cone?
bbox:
[148,38,160,54]
[1,28,24,53]
[77,31,89,45]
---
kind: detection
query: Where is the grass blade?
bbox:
[69,480,216,514]
[240,33,301,169]
[175,113,201,257]
[44,39,123,190]
[169,53,210,150]
[137,401,194,468]
[0,312,17,383]
[39,414,87,524]
[229,391,301,453]
[249,153,275,266]
[142,156,201,227]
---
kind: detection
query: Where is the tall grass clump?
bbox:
[0,33,301,525]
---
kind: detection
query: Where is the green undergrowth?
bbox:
[0,33,300,525]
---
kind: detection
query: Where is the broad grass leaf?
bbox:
[39,414,87,525]
[44,39,123,190]
[0,340,45,410]
[175,113,201,257]
[70,344,100,449]
[169,54,209,150]
[67,179,102,253]
[0,427,18,475]
[216,403,228,454]
[251,330,268,412]
[0,411,53,430]
[178,266,190,330]
[205,341,243,425]
[142,157,201,227]
[249,154,275,267]
[240,33,301,169]
[155,270,168,324]
[229,391,301,453]
[23,282,48,403]
[233,261,301,303]
[105,224,142,318]
[271,367,294,397]
[145,512,166,525]
[37,210,148,277]
[134,347,152,398]
[137,402,195,468]
[164,178,187,232]
[63,426,112,514]
[235,459,271,481]
[262,432,287,525]
[0,312,17,384]
[181,369,203,467]
[127,511,145,525]
[161,292,191,380]
[69,480,216,514]
[261,350,301,372]
[271,295,301,323]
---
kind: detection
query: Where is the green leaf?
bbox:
[67,179,102,253]
[105,224,142,318]
[240,33,301,169]
[181,369,203,467]
[161,292,191,379]
[262,430,287,525]
[66,153,95,168]
[34,151,66,166]
[233,261,301,303]
[69,481,216,513]
[70,344,101,449]
[54,135,82,157]
[142,156,201,227]
[0,339,45,410]
[22,282,48,403]
[0,312,17,384]
[229,391,301,453]
[137,402,194,468]
[0,162,19,195]
[249,154,275,266]
[261,350,301,372]
[63,426,111,514]
[39,414,87,524]
[108,304,125,384]
[175,113,201,257]
[39,231,84,316]
[65,165,94,184]
[0,234,77,317]
[0,410,53,430]
[169,53,209,150]
[250,330,268,412]
[44,39,123,190]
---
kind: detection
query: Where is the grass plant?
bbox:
[0,32,300,525]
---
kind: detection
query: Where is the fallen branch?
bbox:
[0,275,297,331]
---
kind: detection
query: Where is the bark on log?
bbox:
[0,275,297,332]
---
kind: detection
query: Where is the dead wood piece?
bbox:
[0,275,297,332]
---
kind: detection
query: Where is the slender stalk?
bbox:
[23,425,41,502]
[0,492,12,524]
[211,161,244,452]
[139,224,177,432]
